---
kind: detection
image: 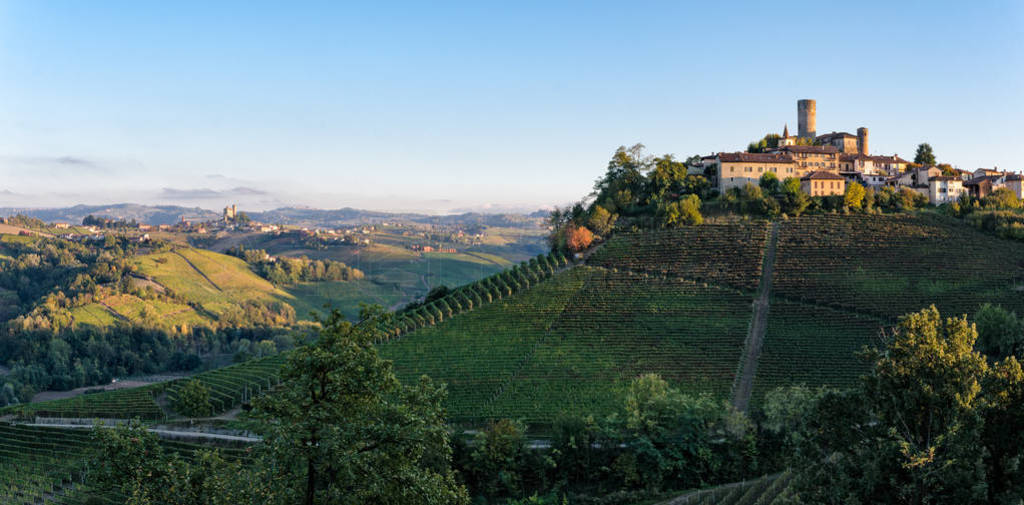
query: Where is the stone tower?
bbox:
[857,127,869,155]
[797,99,816,139]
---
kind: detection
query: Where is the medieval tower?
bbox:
[797,99,816,139]
[857,127,869,155]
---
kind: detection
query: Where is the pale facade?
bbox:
[1006,175,1024,199]
[713,152,798,192]
[928,176,967,205]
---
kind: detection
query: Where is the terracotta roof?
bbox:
[838,154,910,164]
[801,171,845,181]
[929,176,960,182]
[780,145,839,154]
[716,152,795,163]
[966,175,1002,185]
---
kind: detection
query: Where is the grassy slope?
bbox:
[67,247,294,329]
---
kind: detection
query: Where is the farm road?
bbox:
[732,222,779,412]
[173,250,223,292]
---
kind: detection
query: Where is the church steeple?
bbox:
[782,123,789,138]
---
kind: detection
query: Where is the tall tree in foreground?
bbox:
[251,304,469,505]
[90,304,468,505]
[790,306,1024,505]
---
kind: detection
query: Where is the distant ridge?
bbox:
[0,203,547,228]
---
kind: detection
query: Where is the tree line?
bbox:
[226,246,364,285]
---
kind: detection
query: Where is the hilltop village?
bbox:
[693,99,1023,205]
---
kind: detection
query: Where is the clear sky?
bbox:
[1,1,1021,213]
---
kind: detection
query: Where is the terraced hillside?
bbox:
[772,214,1024,319]
[8,354,288,420]
[379,215,1024,422]
[381,265,754,424]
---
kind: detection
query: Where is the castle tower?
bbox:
[797,99,816,139]
[782,124,789,138]
[857,127,869,155]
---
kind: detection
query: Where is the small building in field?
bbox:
[928,176,967,205]
[53,223,70,229]
[801,171,846,197]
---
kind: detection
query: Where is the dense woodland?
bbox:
[0,230,311,407]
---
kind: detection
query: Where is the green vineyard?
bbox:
[164,353,288,414]
[381,213,1024,423]
[9,353,289,421]
[0,423,253,505]
[772,214,1024,319]
[381,266,754,423]
[588,223,770,291]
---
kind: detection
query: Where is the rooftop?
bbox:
[780,145,840,154]
[717,152,795,163]
[801,171,845,181]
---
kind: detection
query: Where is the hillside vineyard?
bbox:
[379,214,1024,423]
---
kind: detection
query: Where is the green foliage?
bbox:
[227,245,364,285]
[173,378,213,419]
[89,420,250,505]
[250,306,469,505]
[914,142,936,166]
[657,194,703,227]
[843,181,866,209]
[759,172,780,195]
[982,187,1023,210]
[587,205,618,237]
[790,307,992,504]
[464,419,552,500]
[974,303,1023,359]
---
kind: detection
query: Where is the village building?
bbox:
[801,171,846,197]
[1006,174,1024,199]
[928,176,967,205]
[712,152,797,192]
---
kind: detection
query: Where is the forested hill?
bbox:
[0,235,330,404]
[377,212,1024,424]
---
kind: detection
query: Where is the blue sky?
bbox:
[1,1,1021,213]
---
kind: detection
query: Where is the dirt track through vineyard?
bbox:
[732,222,779,412]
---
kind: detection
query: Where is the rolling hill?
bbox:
[378,213,1024,424]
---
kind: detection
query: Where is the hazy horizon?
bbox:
[2,1,1022,212]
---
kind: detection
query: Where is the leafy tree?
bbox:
[982,187,1022,210]
[974,303,1023,359]
[759,172,780,195]
[173,378,213,419]
[844,181,866,209]
[791,306,989,505]
[603,374,753,492]
[646,155,689,203]
[89,420,250,505]
[587,205,617,237]
[466,419,551,500]
[914,143,936,166]
[566,225,594,253]
[658,194,703,227]
[779,177,810,216]
[250,306,468,505]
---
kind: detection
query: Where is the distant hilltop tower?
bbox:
[224,204,237,222]
[797,99,816,139]
[857,127,869,155]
